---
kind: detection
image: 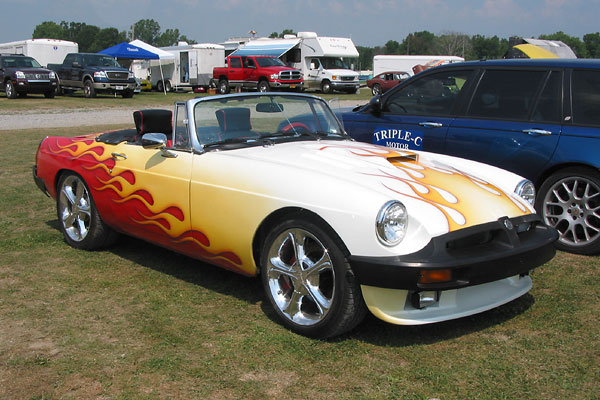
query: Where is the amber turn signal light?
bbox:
[418,269,452,284]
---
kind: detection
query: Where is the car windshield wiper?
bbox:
[202,137,259,149]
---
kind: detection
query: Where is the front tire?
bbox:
[260,218,366,338]
[257,80,270,92]
[44,90,55,99]
[218,79,230,94]
[121,89,134,98]
[5,81,17,99]
[57,173,118,250]
[320,80,332,94]
[536,167,600,255]
[83,80,96,98]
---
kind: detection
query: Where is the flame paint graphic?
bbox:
[48,136,243,272]
[319,144,529,231]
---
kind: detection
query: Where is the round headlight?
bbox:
[515,179,535,205]
[376,201,408,246]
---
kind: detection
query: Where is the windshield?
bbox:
[82,55,121,67]
[2,56,41,68]
[255,57,286,67]
[320,57,350,70]
[193,94,345,147]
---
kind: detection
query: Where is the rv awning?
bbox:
[231,39,301,57]
[99,42,159,59]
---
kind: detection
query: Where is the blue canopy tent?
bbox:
[99,42,167,94]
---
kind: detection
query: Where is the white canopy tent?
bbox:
[129,39,176,94]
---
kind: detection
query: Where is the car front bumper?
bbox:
[271,81,304,89]
[330,81,360,90]
[349,214,558,291]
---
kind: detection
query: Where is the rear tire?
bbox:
[372,84,382,96]
[260,217,366,338]
[56,173,118,250]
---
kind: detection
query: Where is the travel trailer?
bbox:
[373,55,464,77]
[232,32,360,93]
[139,42,225,91]
[0,39,78,67]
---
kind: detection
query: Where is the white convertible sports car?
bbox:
[33,93,558,338]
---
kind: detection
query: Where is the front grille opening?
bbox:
[447,231,494,251]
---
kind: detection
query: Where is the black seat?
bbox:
[215,107,253,138]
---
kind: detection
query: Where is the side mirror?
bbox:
[367,95,382,115]
[141,133,177,158]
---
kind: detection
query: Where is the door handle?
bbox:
[523,129,552,136]
[419,122,443,128]
[111,152,127,160]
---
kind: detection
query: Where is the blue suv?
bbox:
[341,59,600,255]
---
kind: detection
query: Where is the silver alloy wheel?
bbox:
[6,81,14,98]
[58,175,92,242]
[372,84,381,96]
[265,228,335,326]
[542,175,600,248]
[258,81,269,92]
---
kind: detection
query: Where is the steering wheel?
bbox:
[280,122,311,134]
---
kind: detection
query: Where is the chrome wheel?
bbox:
[372,84,381,96]
[58,175,92,242]
[6,81,16,99]
[265,228,335,326]
[258,81,269,92]
[541,175,600,250]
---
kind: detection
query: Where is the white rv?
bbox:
[373,55,464,77]
[0,39,78,67]
[232,32,360,94]
[145,42,225,92]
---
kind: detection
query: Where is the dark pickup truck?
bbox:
[48,53,136,98]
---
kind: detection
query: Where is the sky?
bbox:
[1,0,599,47]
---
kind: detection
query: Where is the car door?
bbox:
[107,134,193,248]
[444,68,562,181]
[343,68,476,152]
[227,56,244,86]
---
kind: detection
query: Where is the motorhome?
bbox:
[373,55,464,77]
[139,42,225,92]
[232,32,360,94]
[0,39,78,67]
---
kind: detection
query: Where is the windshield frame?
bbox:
[188,93,348,152]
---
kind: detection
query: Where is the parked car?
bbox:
[33,93,557,338]
[0,54,58,98]
[367,71,410,95]
[340,59,600,255]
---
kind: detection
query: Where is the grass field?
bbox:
[0,122,598,399]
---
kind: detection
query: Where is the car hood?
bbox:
[12,67,52,73]
[212,140,533,233]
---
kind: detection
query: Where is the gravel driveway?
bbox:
[1,100,364,131]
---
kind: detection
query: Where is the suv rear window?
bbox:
[467,70,547,120]
[572,70,600,126]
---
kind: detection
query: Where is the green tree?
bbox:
[436,32,471,58]
[400,31,436,54]
[32,21,64,39]
[269,32,279,38]
[132,19,161,45]
[471,35,508,60]
[157,28,181,47]
[89,28,127,53]
[77,25,101,52]
[384,40,401,54]
[583,32,600,58]
[539,31,588,58]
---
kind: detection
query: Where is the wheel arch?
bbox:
[535,162,600,188]
[251,206,351,271]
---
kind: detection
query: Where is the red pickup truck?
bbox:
[213,55,303,94]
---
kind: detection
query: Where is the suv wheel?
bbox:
[83,80,96,98]
[5,81,17,99]
[321,80,332,94]
[537,167,600,255]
